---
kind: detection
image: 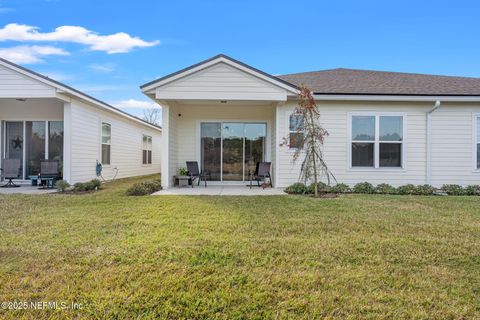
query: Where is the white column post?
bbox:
[63,102,72,183]
[161,104,170,188]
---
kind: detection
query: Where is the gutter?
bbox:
[426,100,441,184]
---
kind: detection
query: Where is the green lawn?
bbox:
[1,176,479,319]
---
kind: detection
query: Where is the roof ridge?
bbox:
[278,68,480,80]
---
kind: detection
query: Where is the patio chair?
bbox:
[249,162,272,189]
[0,159,21,188]
[39,159,59,189]
[186,161,207,188]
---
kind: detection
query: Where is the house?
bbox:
[141,54,480,188]
[0,58,161,184]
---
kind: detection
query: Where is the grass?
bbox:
[0,175,479,319]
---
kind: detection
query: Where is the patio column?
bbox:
[161,104,170,188]
[63,102,72,183]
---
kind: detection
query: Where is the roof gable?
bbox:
[141,54,298,101]
[0,63,56,98]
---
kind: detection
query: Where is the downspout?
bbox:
[426,100,441,185]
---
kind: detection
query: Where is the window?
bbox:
[476,116,480,169]
[289,113,305,149]
[350,114,404,168]
[142,135,152,165]
[101,122,111,165]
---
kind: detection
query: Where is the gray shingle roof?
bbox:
[277,68,480,96]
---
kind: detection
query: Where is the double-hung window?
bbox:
[475,115,480,170]
[289,113,305,149]
[142,135,152,165]
[101,122,111,165]
[350,114,404,168]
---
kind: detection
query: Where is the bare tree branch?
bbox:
[142,108,161,126]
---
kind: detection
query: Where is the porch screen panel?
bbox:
[49,121,64,178]
[201,123,221,181]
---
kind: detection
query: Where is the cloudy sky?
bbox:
[1,0,480,123]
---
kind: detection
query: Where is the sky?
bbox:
[1,0,480,123]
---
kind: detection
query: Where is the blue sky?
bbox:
[1,0,480,121]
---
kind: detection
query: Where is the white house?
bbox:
[141,54,480,188]
[0,58,161,184]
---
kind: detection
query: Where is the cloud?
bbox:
[0,45,69,63]
[0,23,160,53]
[89,63,115,73]
[112,99,160,110]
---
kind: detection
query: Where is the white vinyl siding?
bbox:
[277,101,427,187]
[156,63,288,101]
[69,99,161,183]
[476,115,480,170]
[0,64,56,98]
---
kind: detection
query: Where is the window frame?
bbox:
[101,122,111,166]
[473,113,480,172]
[347,112,407,171]
[142,134,152,165]
[287,112,305,150]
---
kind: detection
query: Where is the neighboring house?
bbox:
[141,54,480,188]
[0,58,161,184]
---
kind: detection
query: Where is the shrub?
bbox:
[396,184,417,195]
[331,183,351,194]
[353,182,375,194]
[375,183,396,194]
[73,179,102,192]
[465,185,480,196]
[307,182,332,194]
[73,182,87,192]
[285,183,307,194]
[414,184,436,196]
[442,184,466,196]
[126,180,162,196]
[56,180,70,192]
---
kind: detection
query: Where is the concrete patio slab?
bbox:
[0,184,56,195]
[153,185,286,196]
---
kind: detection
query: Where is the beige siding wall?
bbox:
[277,100,480,187]
[165,103,275,186]
[0,64,56,98]
[430,103,480,186]
[156,63,287,101]
[70,99,161,183]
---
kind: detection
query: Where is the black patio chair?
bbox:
[186,161,207,188]
[39,159,59,189]
[249,162,272,189]
[1,159,21,188]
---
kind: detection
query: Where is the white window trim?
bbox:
[347,112,407,172]
[100,121,111,166]
[473,113,480,172]
[285,111,305,152]
[142,134,152,166]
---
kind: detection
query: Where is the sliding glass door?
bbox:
[3,121,63,179]
[5,122,24,179]
[200,122,266,182]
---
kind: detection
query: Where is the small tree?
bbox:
[291,86,335,197]
[143,108,161,126]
